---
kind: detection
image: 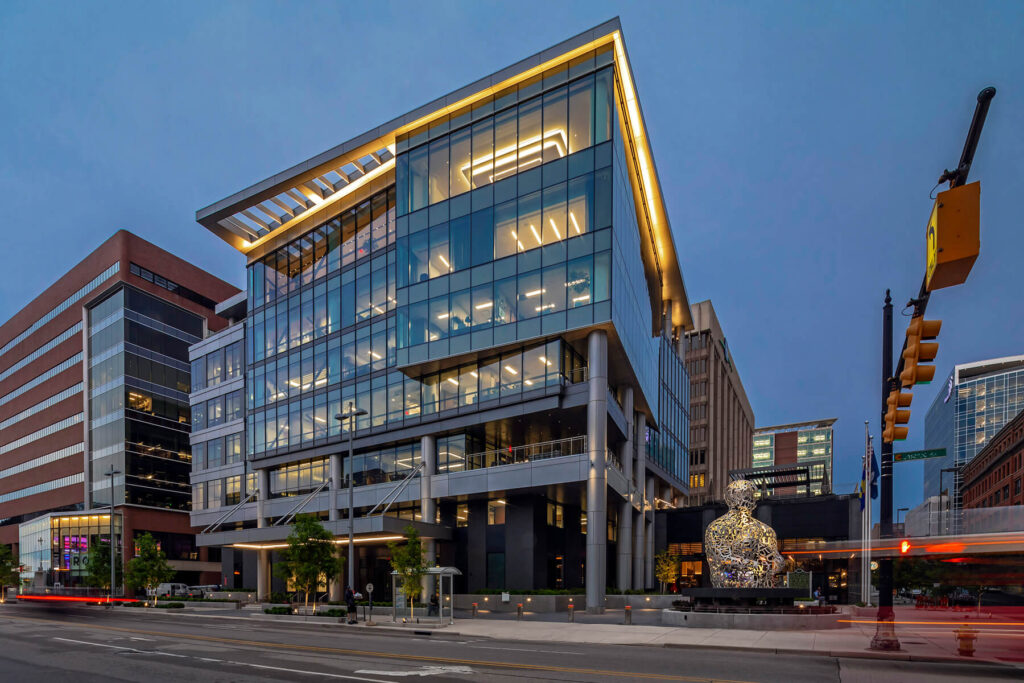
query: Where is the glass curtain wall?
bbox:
[88,286,202,510]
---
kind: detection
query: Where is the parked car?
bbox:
[185,586,205,599]
[154,582,189,598]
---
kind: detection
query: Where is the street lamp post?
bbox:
[335,403,367,593]
[105,465,121,603]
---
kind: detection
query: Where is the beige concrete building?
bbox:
[682,300,754,505]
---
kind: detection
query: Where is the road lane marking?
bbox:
[469,645,583,655]
[243,662,395,681]
[24,614,752,682]
[54,637,135,651]
[356,665,474,677]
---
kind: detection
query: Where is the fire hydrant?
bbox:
[955,625,978,656]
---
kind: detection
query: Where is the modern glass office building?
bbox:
[191,19,692,612]
[751,419,835,496]
[923,355,1024,529]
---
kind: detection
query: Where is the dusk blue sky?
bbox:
[2,2,1022,516]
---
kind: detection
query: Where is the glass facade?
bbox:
[88,286,202,511]
[924,364,1024,499]
[18,512,121,585]
[648,336,689,482]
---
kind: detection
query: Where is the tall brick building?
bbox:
[1,230,238,587]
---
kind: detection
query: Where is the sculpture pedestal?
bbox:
[676,588,808,608]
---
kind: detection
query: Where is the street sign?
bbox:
[894,448,946,463]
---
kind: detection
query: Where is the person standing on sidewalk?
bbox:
[345,586,357,624]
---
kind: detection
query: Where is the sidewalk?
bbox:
[351,605,1024,668]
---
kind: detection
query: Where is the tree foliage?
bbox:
[655,550,680,593]
[0,544,19,602]
[85,539,122,591]
[388,525,426,619]
[275,515,343,613]
[125,533,174,604]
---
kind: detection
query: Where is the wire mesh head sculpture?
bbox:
[704,479,785,588]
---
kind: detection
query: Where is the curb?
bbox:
[661,641,1016,667]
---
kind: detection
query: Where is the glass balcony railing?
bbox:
[464,435,587,471]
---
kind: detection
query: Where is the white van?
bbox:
[152,582,188,598]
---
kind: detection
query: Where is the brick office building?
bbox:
[1,230,238,588]
[963,408,1024,510]
[682,300,754,505]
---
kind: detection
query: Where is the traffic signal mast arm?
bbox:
[883,87,995,443]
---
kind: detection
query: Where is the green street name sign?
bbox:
[894,448,947,463]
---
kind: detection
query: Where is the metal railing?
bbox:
[564,366,589,385]
[463,435,587,471]
[607,448,622,472]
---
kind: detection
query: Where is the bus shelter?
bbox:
[391,566,461,625]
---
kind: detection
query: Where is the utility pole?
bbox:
[872,86,996,651]
[871,292,900,649]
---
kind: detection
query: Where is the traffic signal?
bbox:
[883,390,912,442]
[900,540,911,554]
[900,317,942,388]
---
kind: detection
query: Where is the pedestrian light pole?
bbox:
[105,465,121,604]
[336,403,367,592]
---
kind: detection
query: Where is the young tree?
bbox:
[84,539,122,593]
[125,533,174,605]
[388,525,426,620]
[275,515,343,614]
[654,550,680,593]
[0,544,20,603]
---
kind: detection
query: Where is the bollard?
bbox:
[471,602,478,618]
[568,603,575,623]
[624,605,632,625]
[517,603,523,621]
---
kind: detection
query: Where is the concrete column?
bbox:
[257,549,270,602]
[256,469,271,602]
[616,388,634,591]
[632,413,646,591]
[420,435,437,600]
[645,475,656,590]
[256,468,269,528]
[585,329,608,614]
[675,326,685,360]
[329,452,341,522]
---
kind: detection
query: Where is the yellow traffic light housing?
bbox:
[883,390,912,443]
[925,182,980,292]
[901,317,942,389]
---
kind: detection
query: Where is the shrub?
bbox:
[315,608,347,618]
[268,592,290,604]
[264,606,291,615]
[155,602,185,609]
[120,601,146,608]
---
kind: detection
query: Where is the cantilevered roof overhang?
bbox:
[196,17,692,331]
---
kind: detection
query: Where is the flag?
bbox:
[859,474,867,510]
[869,445,880,500]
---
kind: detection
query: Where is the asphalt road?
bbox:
[0,605,1018,682]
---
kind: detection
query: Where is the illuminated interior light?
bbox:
[569,212,582,235]
[438,254,451,270]
[288,380,300,387]
[460,129,568,185]
[549,218,562,241]
[572,295,590,303]
[446,378,459,386]
[496,499,506,505]
[503,365,518,375]
[535,303,555,312]
[474,301,493,310]
[525,288,544,298]
[470,371,478,378]
[538,356,553,366]
[524,379,533,386]
[370,351,382,360]
[530,224,542,245]
[437,312,450,319]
